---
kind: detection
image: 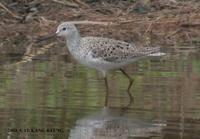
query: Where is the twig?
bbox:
[165,29,181,38]
[73,0,90,8]
[181,23,200,28]
[67,20,115,26]
[52,0,79,8]
[55,19,184,27]
[112,19,179,25]
[184,31,192,45]
[144,16,163,34]
[144,20,154,35]
[24,42,34,56]
[0,2,22,20]
[116,19,142,24]
[38,16,57,25]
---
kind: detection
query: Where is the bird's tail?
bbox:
[149,52,166,56]
[147,47,166,57]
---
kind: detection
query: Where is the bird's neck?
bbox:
[66,30,81,53]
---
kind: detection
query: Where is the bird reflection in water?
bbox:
[69,107,165,139]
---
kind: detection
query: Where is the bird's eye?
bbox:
[62,27,66,31]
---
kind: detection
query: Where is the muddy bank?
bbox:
[0,0,200,57]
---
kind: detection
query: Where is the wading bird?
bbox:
[38,22,163,106]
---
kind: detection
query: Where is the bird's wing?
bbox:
[81,37,160,63]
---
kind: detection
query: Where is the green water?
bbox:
[0,46,200,139]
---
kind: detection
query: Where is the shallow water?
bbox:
[0,46,200,139]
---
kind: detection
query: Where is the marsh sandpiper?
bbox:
[38,22,164,106]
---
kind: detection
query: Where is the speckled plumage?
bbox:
[56,22,161,76]
[81,37,160,62]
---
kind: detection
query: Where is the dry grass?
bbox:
[0,0,200,66]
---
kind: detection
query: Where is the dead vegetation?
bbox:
[0,0,200,66]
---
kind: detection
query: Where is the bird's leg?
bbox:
[104,76,109,107]
[120,68,134,105]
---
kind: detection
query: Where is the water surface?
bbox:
[0,46,200,139]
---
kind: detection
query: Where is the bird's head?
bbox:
[36,22,78,42]
[55,22,77,38]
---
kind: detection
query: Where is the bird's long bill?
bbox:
[36,32,56,43]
